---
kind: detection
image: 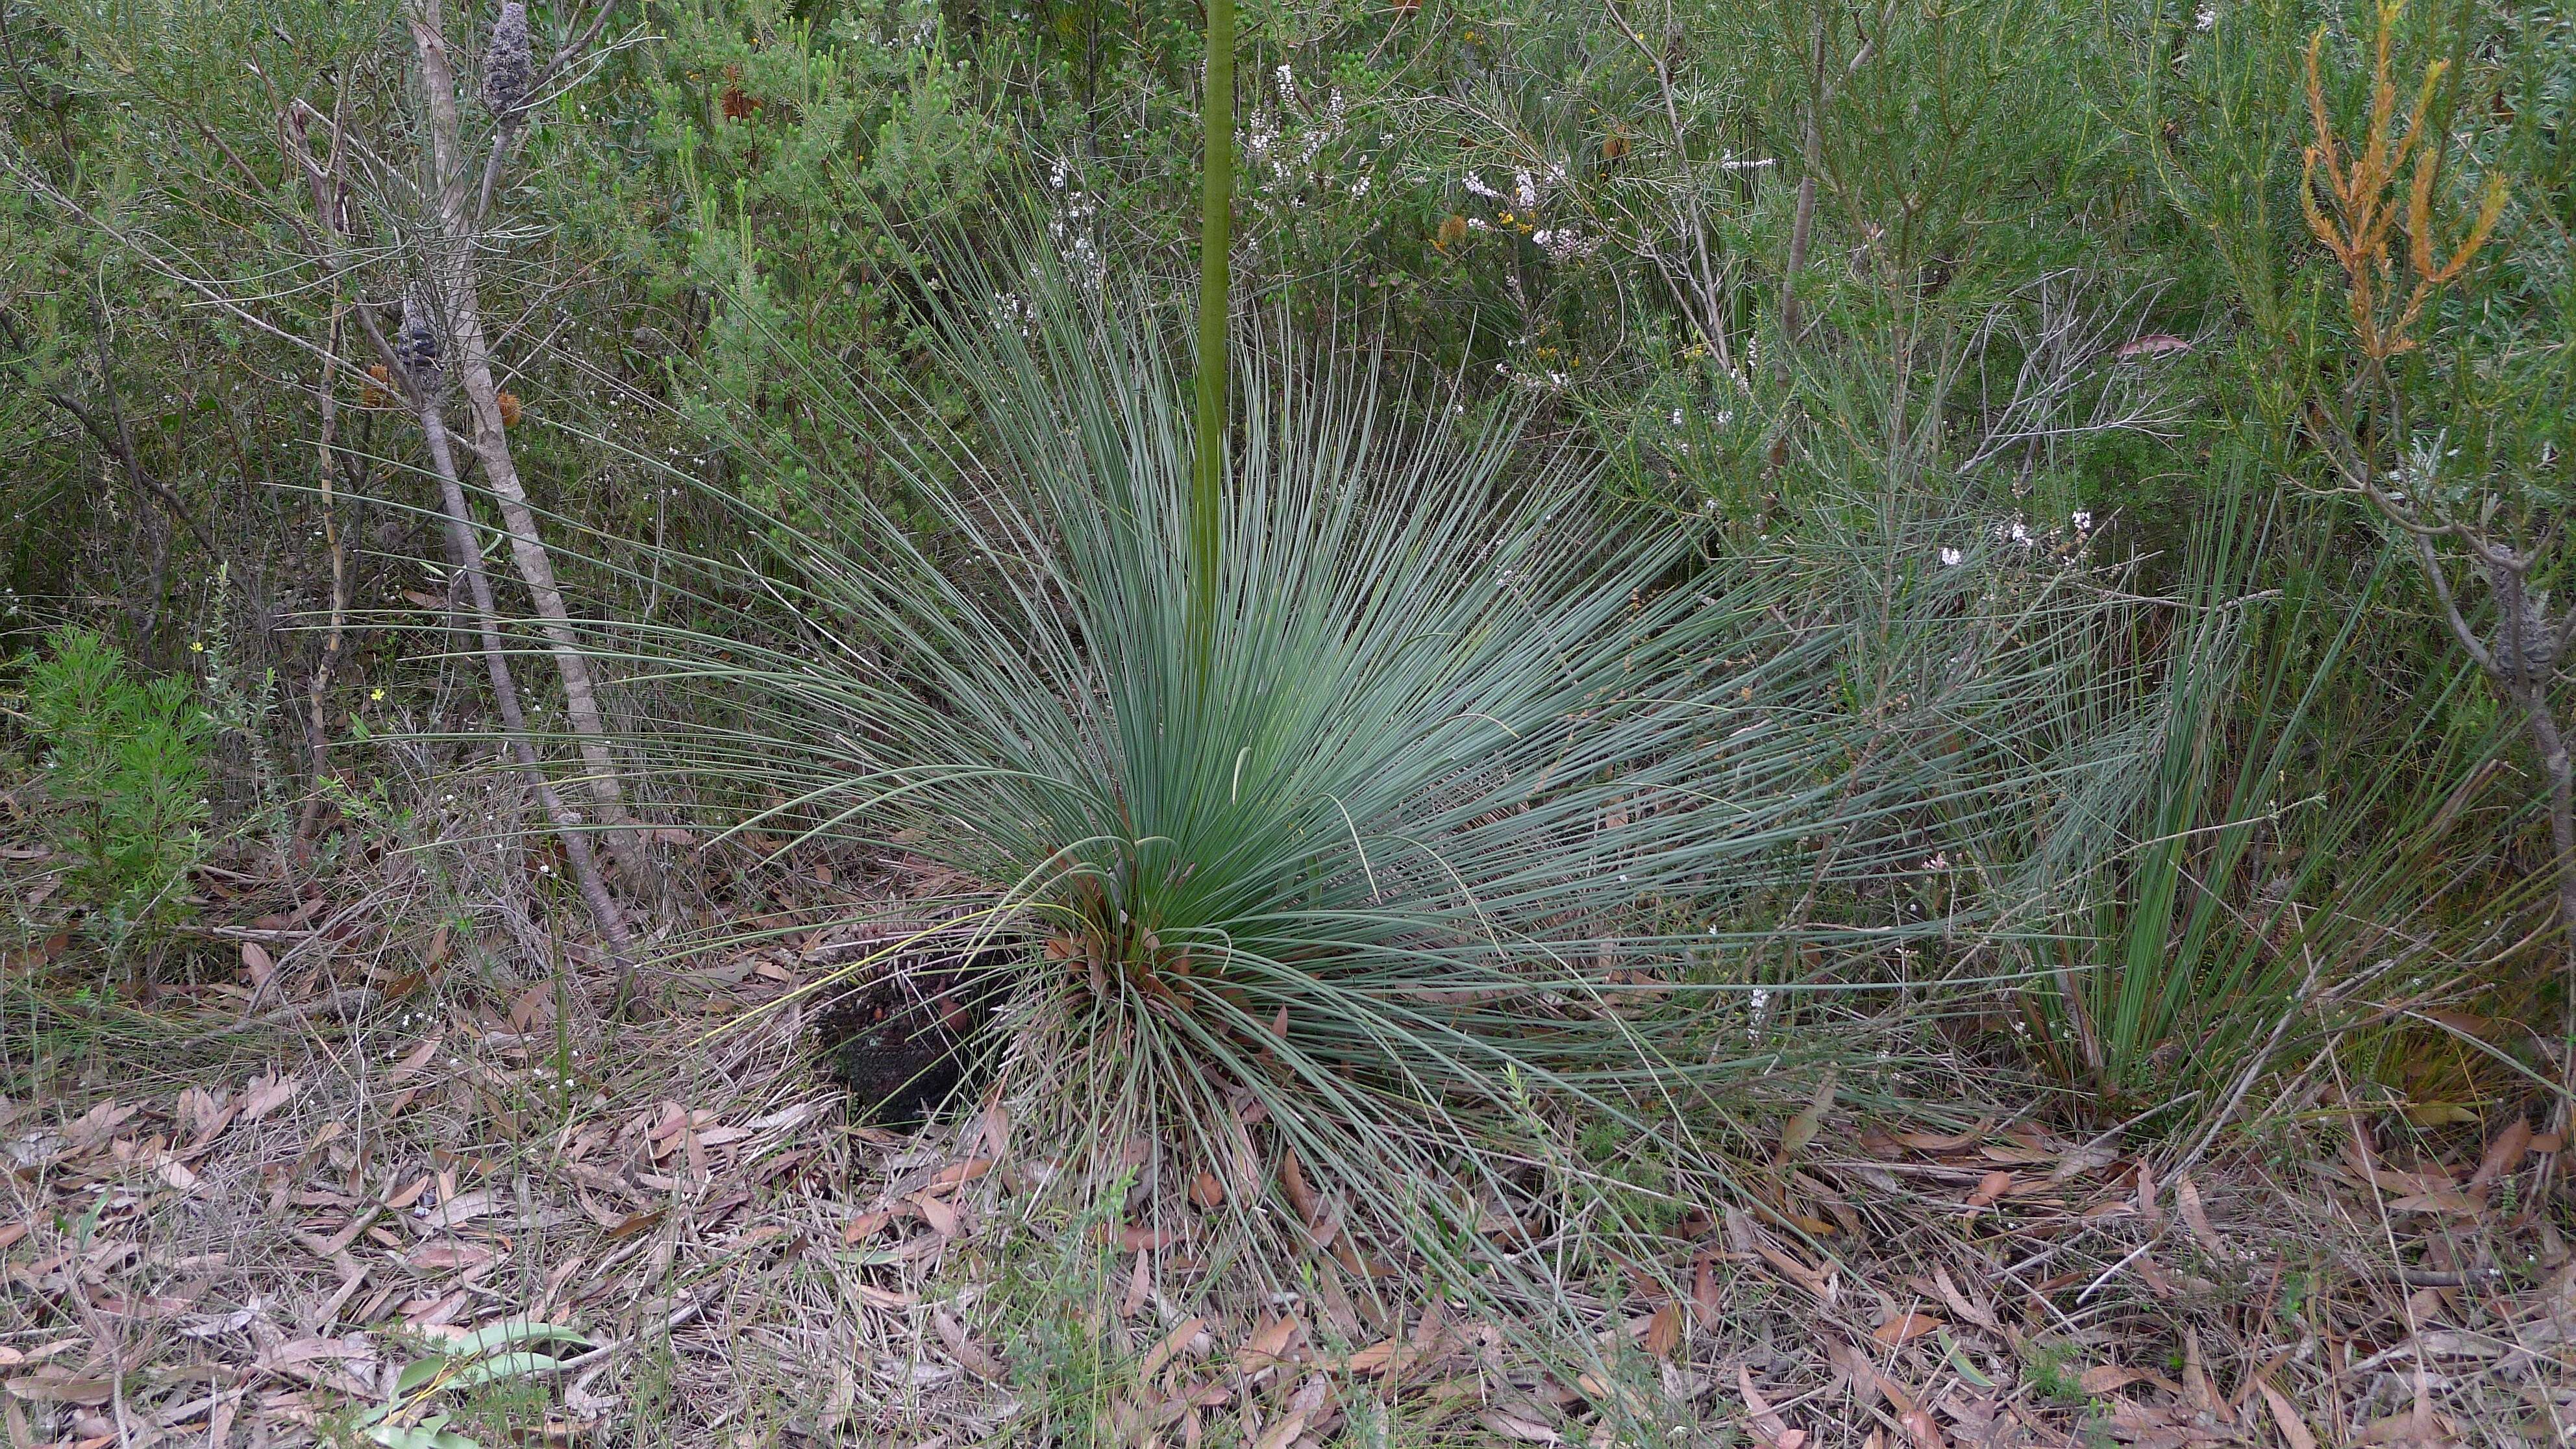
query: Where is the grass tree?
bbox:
[621,224,2141,1358]
[578,0,2164,1355]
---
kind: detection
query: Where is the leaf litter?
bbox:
[5,845,2573,1446]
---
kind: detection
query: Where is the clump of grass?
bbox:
[2010,471,2527,1113]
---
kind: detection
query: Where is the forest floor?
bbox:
[5,813,2574,1448]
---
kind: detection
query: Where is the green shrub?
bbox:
[16,626,213,941]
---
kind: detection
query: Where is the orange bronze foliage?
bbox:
[2299,3,2506,361]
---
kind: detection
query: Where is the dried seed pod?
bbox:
[362,362,394,408]
[1437,214,1468,252]
[2493,589,2561,685]
[1602,129,1630,162]
[482,2,531,119]
[719,65,758,121]
[395,292,440,377]
[496,390,523,427]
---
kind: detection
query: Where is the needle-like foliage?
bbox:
[616,261,2129,1324]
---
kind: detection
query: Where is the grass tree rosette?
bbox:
[622,263,2128,1331]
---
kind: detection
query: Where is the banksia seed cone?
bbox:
[1602,130,1629,162]
[496,391,523,427]
[396,293,440,377]
[2493,589,2560,685]
[1437,214,1468,251]
[362,362,394,408]
[482,2,531,119]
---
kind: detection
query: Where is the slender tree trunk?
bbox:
[297,303,351,843]
[2538,714,2576,980]
[1778,16,1825,345]
[417,391,639,1008]
[406,0,656,896]
[2523,693,2576,1127]
[443,267,656,893]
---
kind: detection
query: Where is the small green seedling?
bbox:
[356,1320,593,1449]
[1938,1327,1995,1388]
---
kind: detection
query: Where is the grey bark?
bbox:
[404,0,658,897]
[414,385,639,1004]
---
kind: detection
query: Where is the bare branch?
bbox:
[1959,271,2198,477]
[0,306,227,564]
[2412,530,2499,676]
[4,156,364,375]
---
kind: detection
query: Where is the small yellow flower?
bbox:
[370,687,386,702]
[188,641,204,653]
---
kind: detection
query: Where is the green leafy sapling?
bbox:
[17,626,213,940]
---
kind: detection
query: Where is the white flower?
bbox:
[1463,173,1502,199]
[2071,510,2094,532]
[1670,409,1685,427]
[1940,547,1964,567]
[1539,226,1598,263]
[1513,169,1538,209]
